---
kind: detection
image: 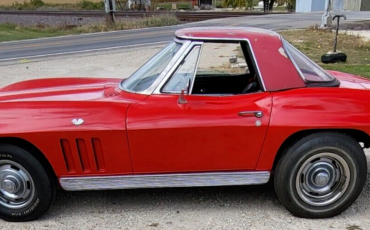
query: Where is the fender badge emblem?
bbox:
[71,118,84,126]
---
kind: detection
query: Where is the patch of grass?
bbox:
[0,23,72,42]
[76,0,104,10]
[154,1,191,10]
[0,0,104,10]
[216,0,223,8]
[280,28,370,78]
[319,65,370,78]
[78,14,180,32]
[273,5,286,11]
[0,15,180,42]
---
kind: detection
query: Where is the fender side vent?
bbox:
[91,138,105,171]
[76,139,90,173]
[60,139,76,173]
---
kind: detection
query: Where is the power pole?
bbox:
[320,0,332,28]
[105,0,116,24]
[320,0,345,28]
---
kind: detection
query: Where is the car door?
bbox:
[127,92,271,174]
[126,41,272,174]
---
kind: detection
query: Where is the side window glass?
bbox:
[197,43,249,75]
[191,42,260,95]
[162,47,200,93]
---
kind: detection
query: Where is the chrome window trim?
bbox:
[161,46,202,94]
[121,37,267,95]
[60,171,270,191]
[172,37,267,92]
[153,38,266,95]
[119,38,191,95]
[189,43,203,95]
[153,41,204,95]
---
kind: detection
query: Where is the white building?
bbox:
[296,0,370,12]
[296,0,325,12]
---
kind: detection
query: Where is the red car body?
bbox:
[1,27,369,221]
[1,28,369,177]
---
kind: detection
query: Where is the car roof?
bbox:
[175,27,282,42]
[175,26,306,91]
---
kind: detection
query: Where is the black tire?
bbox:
[0,144,56,222]
[321,53,347,63]
[274,132,367,218]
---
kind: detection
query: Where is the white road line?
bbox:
[0,41,170,62]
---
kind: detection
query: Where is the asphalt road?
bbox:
[0,11,369,62]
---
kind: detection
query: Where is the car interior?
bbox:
[161,41,263,96]
[191,42,261,95]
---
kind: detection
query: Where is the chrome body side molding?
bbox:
[60,171,270,191]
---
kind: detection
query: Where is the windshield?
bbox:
[121,42,182,93]
[283,40,335,82]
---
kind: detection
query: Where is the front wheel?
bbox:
[0,144,56,222]
[274,132,367,218]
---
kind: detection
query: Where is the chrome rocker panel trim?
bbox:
[60,171,270,191]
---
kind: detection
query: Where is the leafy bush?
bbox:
[29,0,45,7]
[286,0,295,11]
[177,2,191,9]
[223,0,258,8]
[77,0,104,10]
[10,0,45,10]
[246,0,252,9]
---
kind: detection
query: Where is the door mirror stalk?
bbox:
[177,79,191,105]
[178,89,188,104]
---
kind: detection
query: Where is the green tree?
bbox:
[263,0,295,12]
[246,0,253,9]
[223,0,245,8]
[286,0,295,11]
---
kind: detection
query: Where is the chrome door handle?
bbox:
[238,111,263,118]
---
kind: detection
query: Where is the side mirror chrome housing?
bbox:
[177,79,191,105]
[177,89,188,104]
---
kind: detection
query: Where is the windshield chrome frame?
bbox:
[120,37,267,95]
[153,41,204,95]
[119,38,191,95]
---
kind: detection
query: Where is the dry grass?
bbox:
[0,0,100,6]
[0,14,180,42]
[77,15,180,32]
[280,28,370,78]
[0,0,104,10]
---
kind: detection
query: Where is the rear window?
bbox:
[283,40,335,82]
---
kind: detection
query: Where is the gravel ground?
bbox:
[0,14,106,26]
[1,45,370,229]
[0,44,163,85]
[0,14,159,27]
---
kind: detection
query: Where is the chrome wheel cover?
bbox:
[0,160,35,209]
[296,152,351,207]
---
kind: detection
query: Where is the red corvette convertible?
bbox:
[0,27,369,222]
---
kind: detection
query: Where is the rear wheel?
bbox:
[0,144,55,222]
[274,132,367,218]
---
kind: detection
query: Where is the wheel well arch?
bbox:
[0,137,56,179]
[272,129,370,171]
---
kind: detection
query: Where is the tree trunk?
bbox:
[268,0,275,11]
[263,0,268,12]
[263,0,275,12]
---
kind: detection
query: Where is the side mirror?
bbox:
[177,78,191,105]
